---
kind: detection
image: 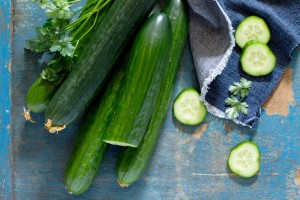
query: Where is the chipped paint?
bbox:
[224,121,234,133]
[183,137,191,144]
[295,168,300,189]
[263,67,296,116]
[192,122,209,139]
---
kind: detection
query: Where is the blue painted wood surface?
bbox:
[2,0,300,199]
[0,0,11,199]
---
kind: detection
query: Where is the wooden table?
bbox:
[1,0,300,199]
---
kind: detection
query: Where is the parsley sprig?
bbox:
[28,0,112,82]
[225,78,252,119]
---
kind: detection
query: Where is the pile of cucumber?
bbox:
[26,0,191,194]
[235,16,276,76]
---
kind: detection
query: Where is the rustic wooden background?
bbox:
[1,0,300,199]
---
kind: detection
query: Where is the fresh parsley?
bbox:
[28,0,112,82]
[225,78,252,119]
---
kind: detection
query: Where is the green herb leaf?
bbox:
[225,106,239,119]
[50,36,75,57]
[228,78,252,98]
[225,78,251,119]
[225,96,239,107]
[41,68,59,82]
[45,0,72,20]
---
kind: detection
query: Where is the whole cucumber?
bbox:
[45,0,158,129]
[116,0,189,186]
[102,12,172,147]
[26,0,112,113]
[64,63,126,194]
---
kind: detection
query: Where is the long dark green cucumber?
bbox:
[102,13,172,147]
[25,0,112,113]
[116,0,189,186]
[45,0,158,128]
[64,63,126,195]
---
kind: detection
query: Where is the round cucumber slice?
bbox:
[235,16,271,48]
[173,88,207,125]
[241,40,276,76]
[228,141,260,178]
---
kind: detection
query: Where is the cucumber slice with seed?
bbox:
[173,88,207,125]
[228,141,260,178]
[241,40,276,76]
[235,16,271,48]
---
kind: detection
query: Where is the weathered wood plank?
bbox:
[7,0,300,199]
[0,0,11,199]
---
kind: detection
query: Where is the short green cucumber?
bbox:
[26,0,112,113]
[228,141,260,178]
[26,76,60,113]
[45,0,158,129]
[173,88,207,125]
[64,62,126,195]
[235,15,271,48]
[102,13,172,147]
[116,0,189,186]
[241,40,276,76]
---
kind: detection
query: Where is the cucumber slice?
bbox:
[228,141,260,178]
[235,16,271,48]
[173,88,207,125]
[241,40,276,76]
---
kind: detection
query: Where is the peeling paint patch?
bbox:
[224,121,234,133]
[295,168,300,189]
[263,67,296,116]
[183,137,191,144]
[192,122,209,139]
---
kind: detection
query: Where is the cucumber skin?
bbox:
[26,77,59,113]
[173,88,207,125]
[116,0,189,186]
[228,141,260,178]
[64,65,126,195]
[45,0,158,127]
[102,13,172,147]
[26,0,111,113]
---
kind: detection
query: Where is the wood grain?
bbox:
[0,1,11,199]
[5,0,300,199]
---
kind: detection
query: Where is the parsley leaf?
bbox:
[225,106,239,119]
[228,78,252,98]
[45,0,72,20]
[225,78,252,119]
[50,36,75,57]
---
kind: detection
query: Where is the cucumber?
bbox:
[241,40,276,76]
[45,0,158,129]
[64,62,126,195]
[235,15,271,48]
[116,0,189,186]
[102,13,172,147]
[228,141,260,178]
[26,76,60,113]
[26,0,112,113]
[173,88,207,125]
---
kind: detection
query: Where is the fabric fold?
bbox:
[188,0,300,128]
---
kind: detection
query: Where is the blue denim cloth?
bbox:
[203,0,300,128]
